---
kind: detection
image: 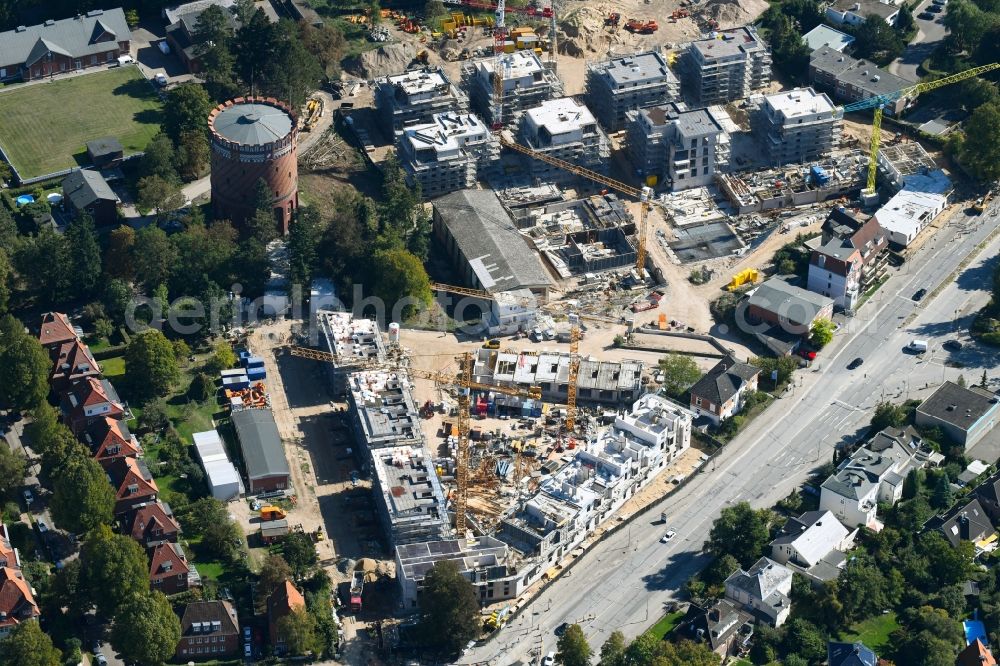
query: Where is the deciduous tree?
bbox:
[81,525,149,617]
[0,445,26,498]
[105,226,136,281]
[706,501,772,568]
[137,174,184,218]
[809,317,835,348]
[51,455,115,534]
[282,531,318,578]
[417,560,479,656]
[0,620,61,666]
[556,624,592,666]
[657,352,702,398]
[598,630,626,666]
[163,83,213,143]
[0,316,50,412]
[110,591,182,665]
[125,329,180,400]
[956,101,1000,182]
[259,554,293,597]
[277,606,322,656]
[370,248,432,320]
[64,214,102,299]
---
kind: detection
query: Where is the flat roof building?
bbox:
[317,311,387,394]
[872,189,947,248]
[231,409,291,493]
[626,102,730,191]
[747,276,835,334]
[432,189,553,299]
[398,112,499,199]
[472,348,644,406]
[462,51,563,126]
[193,430,242,501]
[375,67,469,135]
[753,88,842,166]
[370,445,450,546]
[916,381,1000,449]
[346,370,424,451]
[517,97,611,185]
[395,536,523,610]
[585,51,680,132]
[802,25,855,53]
[809,46,911,116]
[682,27,771,105]
[825,0,900,27]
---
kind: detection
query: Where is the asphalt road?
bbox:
[888,0,949,82]
[461,201,1000,666]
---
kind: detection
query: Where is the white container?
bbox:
[388,322,400,344]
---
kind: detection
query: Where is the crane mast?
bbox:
[492,0,507,128]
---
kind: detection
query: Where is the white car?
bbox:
[154,72,168,86]
[541,652,556,666]
[660,530,676,543]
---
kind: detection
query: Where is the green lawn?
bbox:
[0,66,163,178]
[840,611,899,654]
[195,560,226,581]
[645,611,685,641]
[101,355,125,382]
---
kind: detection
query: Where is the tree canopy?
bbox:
[658,353,703,399]
[556,624,593,666]
[81,525,150,618]
[0,621,61,666]
[50,454,115,534]
[110,591,182,665]
[125,329,180,401]
[706,501,773,568]
[0,315,50,413]
[417,560,480,656]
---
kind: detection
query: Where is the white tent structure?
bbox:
[193,430,243,501]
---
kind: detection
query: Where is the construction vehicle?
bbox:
[624,19,658,34]
[605,12,620,26]
[349,571,364,612]
[484,605,511,631]
[441,0,552,18]
[499,137,654,280]
[839,62,1000,200]
[312,526,325,542]
[670,9,689,19]
[259,505,287,521]
[972,189,993,214]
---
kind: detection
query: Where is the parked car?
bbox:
[243,626,251,641]
[244,643,252,658]
[554,622,569,637]
[847,357,864,370]
[912,288,927,301]
[943,339,964,351]
[660,530,677,543]
[918,10,934,18]
[927,4,943,11]
[541,652,556,666]
[22,489,33,504]
[36,520,49,534]
[797,348,817,361]
[94,655,107,666]
[154,72,169,86]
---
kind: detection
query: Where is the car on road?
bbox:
[541,652,556,666]
[912,288,927,301]
[660,530,677,543]
[92,640,101,654]
[847,357,864,370]
[244,642,252,658]
[36,520,49,534]
[944,340,964,351]
[22,489,33,504]
[918,10,934,18]
[243,626,252,641]
[554,622,569,637]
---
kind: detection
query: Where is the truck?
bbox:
[349,571,364,612]
[972,189,993,214]
[260,505,287,521]
[484,606,511,631]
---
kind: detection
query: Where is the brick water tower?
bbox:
[208,97,298,235]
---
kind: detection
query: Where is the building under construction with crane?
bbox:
[585,51,680,133]
[397,112,500,198]
[516,97,611,185]
[316,311,387,394]
[374,67,469,135]
[461,50,563,127]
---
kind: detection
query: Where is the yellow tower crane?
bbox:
[499,136,653,279]
[843,62,1000,197]
[289,346,540,534]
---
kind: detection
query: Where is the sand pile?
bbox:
[344,42,417,78]
[698,0,770,30]
[558,6,614,57]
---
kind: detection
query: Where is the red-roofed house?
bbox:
[83,417,142,469]
[0,567,39,637]
[268,580,306,653]
[957,639,997,666]
[0,526,19,570]
[60,377,125,435]
[37,312,78,351]
[48,338,102,392]
[175,600,241,660]
[124,501,180,551]
[149,542,199,595]
[107,456,158,516]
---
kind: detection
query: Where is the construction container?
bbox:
[247,368,267,382]
[222,375,249,391]
[503,41,516,53]
[243,355,265,369]
[646,175,658,187]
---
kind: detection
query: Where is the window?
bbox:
[91,55,98,65]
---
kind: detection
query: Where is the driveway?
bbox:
[130,20,197,88]
[888,0,949,82]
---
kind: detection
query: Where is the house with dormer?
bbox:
[60,377,126,436]
[724,557,794,627]
[107,456,158,516]
[37,312,79,352]
[268,580,306,654]
[769,510,856,582]
[928,498,997,553]
[124,501,180,552]
[83,416,142,469]
[47,338,101,392]
[0,9,131,82]
[148,542,199,595]
[819,432,928,529]
[0,567,39,637]
[688,355,761,426]
[681,599,755,659]
[175,600,240,660]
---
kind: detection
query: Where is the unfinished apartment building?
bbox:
[397,113,500,198]
[626,102,730,191]
[753,88,842,166]
[472,348,644,406]
[462,51,563,127]
[682,26,771,105]
[374,67,469,135]
[371,445,450,547]
[517,97,611,185]
[516,194,638,279]
[345,370,424,454]
[585,51,680,132]
[317,311,386,395]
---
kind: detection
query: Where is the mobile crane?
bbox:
[842,62,1000,198]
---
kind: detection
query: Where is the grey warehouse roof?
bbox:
[917,381,999,431]
[433,189,553,293]
[810,46,910,99]
[63,169,117,209]
[0,9,129,68]
[211,102,293,146]
[748,278,833,328]
[231,408,291,480]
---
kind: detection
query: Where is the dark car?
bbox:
[847,357,864,370]
[912,288,927,301]
[555,622,569,637]
[927,4,943,11]
[943,340,964,351]
[918,10,934,18]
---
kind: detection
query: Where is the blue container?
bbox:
[245,356,265,369]
[247,369,266,382]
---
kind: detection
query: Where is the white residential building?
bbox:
[825,0,900,27]
[517,97,611,185]
[398,112,499,198]
[462,51,563,126]
[724,557,794,627]
[872,190,947,248]
[375,67,468,134]
[754,88,842,166]
[769,510,856,582]
[585,51,680,132]
[682,26,772,105]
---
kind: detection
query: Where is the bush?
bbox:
[188,373,214,402]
